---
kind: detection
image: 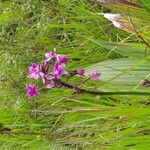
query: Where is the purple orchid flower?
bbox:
[27,51,104,97]
[89,71,101,80]
[39,62,50,76]
[52,63,68,79]
[45,51,56,62]
[43,73,56,88]
[45,73,53,80]
[57,55,69,64]
[28,64,43,80]
[77,69,85,76]
[44,80,55,88]
[26,84,39,97]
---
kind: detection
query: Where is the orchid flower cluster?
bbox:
[26,51,101,98]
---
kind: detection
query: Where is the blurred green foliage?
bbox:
[0,0,150,149]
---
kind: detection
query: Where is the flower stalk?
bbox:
[58,79,150,96]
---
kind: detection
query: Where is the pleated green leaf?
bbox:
[86,58,150,91]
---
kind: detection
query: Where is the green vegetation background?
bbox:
[0,0,150,149]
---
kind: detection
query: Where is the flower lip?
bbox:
[45,51,56,62]
[77,69,85,76]
[39,62,49,76]
[89,71,101,80]
[28,63,42,80]
[57,55,69,64]
[52,63,68,79]
[44,80,55,88]
[26,84,39,97]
